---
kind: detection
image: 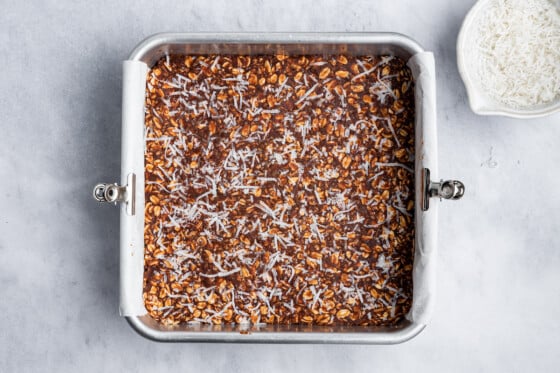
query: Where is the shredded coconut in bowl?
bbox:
[469,0,560,109]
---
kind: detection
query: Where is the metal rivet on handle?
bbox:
[93,183,108,202]
[93,173,136,215]
[93,183,127,204]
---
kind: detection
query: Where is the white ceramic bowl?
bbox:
[457,0,560,118]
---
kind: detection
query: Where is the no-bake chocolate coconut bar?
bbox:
[143,53,415,326]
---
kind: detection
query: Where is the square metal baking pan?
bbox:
[94,32,464,343]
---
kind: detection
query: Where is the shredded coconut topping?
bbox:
[143,53,416,326]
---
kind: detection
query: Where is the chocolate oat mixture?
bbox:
[143,53,415,326]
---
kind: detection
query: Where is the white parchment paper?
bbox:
[120,60,148,316]
[407,52,438,324]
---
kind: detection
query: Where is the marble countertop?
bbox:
[1,0,559,371]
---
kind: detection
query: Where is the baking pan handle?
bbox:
[93,173,136,215]
[422,168,464,211]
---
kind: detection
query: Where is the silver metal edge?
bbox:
[126,316,426,344]
[128,32,424,61]
[124,32,428,343]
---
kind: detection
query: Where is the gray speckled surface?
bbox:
[1,0,559,372]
